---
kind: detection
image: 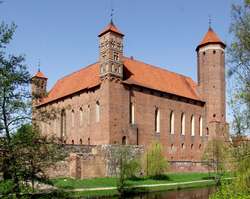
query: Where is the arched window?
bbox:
[96,101,100,122]
[130,102,135,124]
[155,107,160,133]
[88,137,90,145]
[170,111,175,134]
[80,139,83,145]
[79,107,83,126]
[61,109,66,141]
[71,140,74,145]
[181,143,185,149]
[199,117,203,136]
[71,110,75,127]
[191,115,195,136]
[181,113,185,135]
[206,127,209,136]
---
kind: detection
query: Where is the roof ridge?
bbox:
[124,57,196,82]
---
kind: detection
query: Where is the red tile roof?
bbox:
[38,58,201,106]
[33,71,47,79]
[196,27,225,50]
[98,21,124,37]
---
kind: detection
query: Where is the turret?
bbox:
[98,20,124,80]
[31,69,47,105]
[196,27,226,137]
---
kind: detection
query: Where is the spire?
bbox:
[196,26,225,51]
[98,20,124,37]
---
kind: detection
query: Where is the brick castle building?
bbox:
[31,21,228,175]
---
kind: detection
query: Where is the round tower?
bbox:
[98,20,124,80]
[196,27,226,137]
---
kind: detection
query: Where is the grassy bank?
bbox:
[51,172,232,198]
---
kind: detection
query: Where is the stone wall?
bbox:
[46,144,212,179]
[46,144,144,179]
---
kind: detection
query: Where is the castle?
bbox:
[31,20,228,176]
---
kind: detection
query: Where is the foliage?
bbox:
[143,141,169,178]
[229,0,250,135]
[111,146,141,195]
[0,22,64,198]
[202,138,231,184]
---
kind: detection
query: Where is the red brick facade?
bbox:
[32,22,228,174]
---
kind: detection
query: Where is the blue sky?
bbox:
[1,0,240,91]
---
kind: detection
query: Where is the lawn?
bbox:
[52,172,232,190]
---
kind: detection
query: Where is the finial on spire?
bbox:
[208,15,212,29]
[110,0,114,24]
[38,59,41,72]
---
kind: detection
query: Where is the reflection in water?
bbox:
[132,187,215,199]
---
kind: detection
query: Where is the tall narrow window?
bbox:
[71,110,75,127]
[170,111,175,134]
[181,113,185,135]
[79,107,83,126]
[191,115,195,136]
[87,105,90,125]
[130,102,135,124]
[199,117,203,136]
[96,101,100,122]
[61,109,66,140]
[155,108,160,133]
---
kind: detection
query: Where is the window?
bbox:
[96,101,100,122]
[199,117,203,136]
[170,111,174,134]
[181,113,185,135]
[80,108,83,126]
[122,136,127,145]
[191,115,195,136]
[114,52,119,61]
[155,107,160,133]
[80,139,83,145]
[71,110,75,127]
[130,102,135,124]
[61,109,66,140]
[88,105,90,125]
[181,143,185,149]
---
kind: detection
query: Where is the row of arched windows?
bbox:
[60,101,100,139]
[130,103,203,136]
[157,109,203,136]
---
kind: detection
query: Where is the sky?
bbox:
[0,0,242,110]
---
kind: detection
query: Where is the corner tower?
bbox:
[98,20,124,80]
[31,69,47,105]
[196,27,227,138]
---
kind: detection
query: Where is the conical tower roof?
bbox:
[196,27,225,51]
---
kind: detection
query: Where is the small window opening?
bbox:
[191,144,194,149]
[122,136,127,145]
[88,137,90,145]
[80,139,82,145]
[213,50,216,54]
[71,140,74,145]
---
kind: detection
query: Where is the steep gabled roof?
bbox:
[38,58,201,106]
[123,58,200,101]
[196,27,225,50]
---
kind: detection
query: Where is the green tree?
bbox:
[0,22,30,197]
[202,139,230,184]
[144,142,169,178]
[229,0,250,131]
[112,146,141,196]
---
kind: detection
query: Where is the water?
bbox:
[129,187,216,199]
[90,187,216,199]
